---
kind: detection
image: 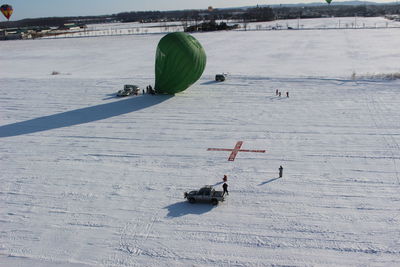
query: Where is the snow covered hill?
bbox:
[1,17,400,266]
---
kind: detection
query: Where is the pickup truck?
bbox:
[215,74,226,82]
[117,84,140,97]
[184,185,225,205]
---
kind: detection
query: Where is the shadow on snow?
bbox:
[0,95,172,138]
[164,201,215,218]
[258,177,280,186]
[200,80,219,85]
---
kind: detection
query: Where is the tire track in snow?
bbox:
[118,210,179,264]
[364,88,400,185]
[363,84,400,224]
[119,214,157,256]
[370,95,400,185]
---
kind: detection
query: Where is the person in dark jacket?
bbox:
[149,85,155,95]
[222,183,229,196]
[279,166,283,178]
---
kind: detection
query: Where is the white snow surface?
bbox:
[1,17,400,266]
[43,17,400,39]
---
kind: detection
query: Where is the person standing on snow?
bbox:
[279,165,283,178]
[222,182,229,196]
[223,175,228,182]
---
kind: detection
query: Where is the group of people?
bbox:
[220,166,283,196]
[144,85,156,95]
[217,90,287,195]
[275,89,289,98]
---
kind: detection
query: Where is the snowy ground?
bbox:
[1,18,400,266]
[45,16,400,39]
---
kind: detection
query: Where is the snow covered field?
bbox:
[1,17,400,266]
[44,16,400,39]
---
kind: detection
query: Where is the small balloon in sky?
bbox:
[1,4,13,20]
[154,32,207,95]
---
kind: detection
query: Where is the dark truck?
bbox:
[215,74,226,82]
[184,185,225,205]
[116,84,140,97]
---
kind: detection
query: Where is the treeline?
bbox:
[0,16,109,29]
[1,4,399,29]
[275,4,400,19]
[111,7,275,23]
[0,7,276,29]
[184,21,239,32]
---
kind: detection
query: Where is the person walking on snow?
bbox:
[279,166,283,178]
[222,182,229,196]
[223,175,228,182]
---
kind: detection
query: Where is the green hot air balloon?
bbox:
[155,32,206,94]
[326,0,332,4]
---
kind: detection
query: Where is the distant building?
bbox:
[0,28,22,40]
[58,23,84,31]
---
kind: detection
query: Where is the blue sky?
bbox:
[2,0,396,20]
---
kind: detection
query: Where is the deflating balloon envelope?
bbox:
[155,32,206,95]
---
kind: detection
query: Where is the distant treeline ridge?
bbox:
[1,3,399,29]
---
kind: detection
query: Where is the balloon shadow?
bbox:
[0,95,172,138]
[164,201,215,218]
